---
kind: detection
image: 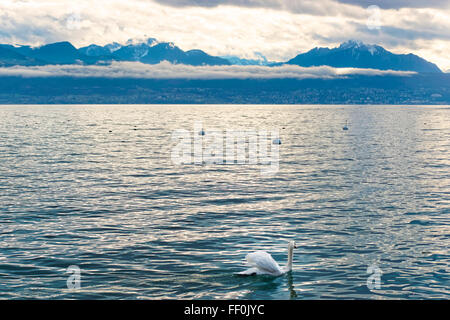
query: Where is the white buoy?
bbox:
[343,120,349,131]
[272,138,282,145]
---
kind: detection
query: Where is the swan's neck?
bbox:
[287,246,294,271]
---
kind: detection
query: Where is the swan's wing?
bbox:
[245,251,282,275]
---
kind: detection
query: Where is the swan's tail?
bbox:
[236,267,258,276]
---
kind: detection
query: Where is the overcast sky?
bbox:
[1,0,449,70]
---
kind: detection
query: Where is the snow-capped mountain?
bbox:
[222,52,271,66]
[0,38,229,66]
[287,40,442,73]
[78,38,230,65]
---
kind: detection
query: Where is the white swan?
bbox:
[237,241,297,276]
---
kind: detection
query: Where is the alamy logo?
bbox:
[66,265,81,290]
[366,5,382,30]
[366,264,382,290]
[66,8,83,30]
[171,122,281,176]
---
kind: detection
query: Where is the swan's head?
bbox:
[288,240,298,250]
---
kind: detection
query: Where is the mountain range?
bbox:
[0,38,443,73]
[286,40,442,73]
[0,39,231,67]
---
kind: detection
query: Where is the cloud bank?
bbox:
[153,0,450,11]
[0,61,416,79]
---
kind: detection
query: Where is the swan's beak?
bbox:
[294,244,298,249]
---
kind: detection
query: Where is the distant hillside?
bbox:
[0,46,45,66]
[0,73,449,105]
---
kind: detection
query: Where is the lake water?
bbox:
[0,104,449,299]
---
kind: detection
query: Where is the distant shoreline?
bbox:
[1,104,449,106]
[0,73,449,105]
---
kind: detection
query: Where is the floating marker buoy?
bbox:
[273,138,282,145]
[343,120,349,131]
[199,129,206,136]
